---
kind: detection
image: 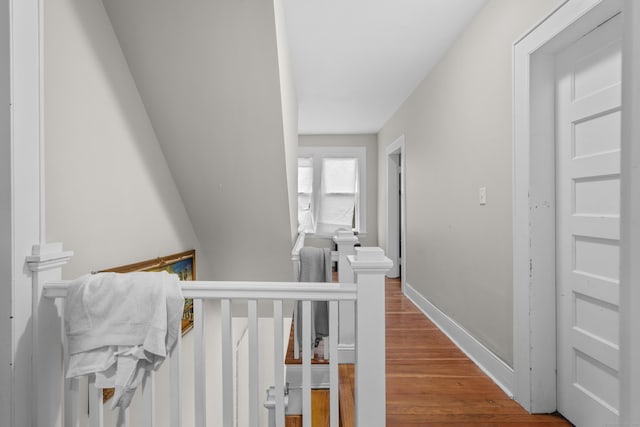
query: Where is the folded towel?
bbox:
[299,247,332,283]
[64,271,184,408]
[297,247,332,348]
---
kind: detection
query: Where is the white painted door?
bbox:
[556,14,622,426]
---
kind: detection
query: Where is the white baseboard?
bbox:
[404,282,514,397]
[338,344,355,363]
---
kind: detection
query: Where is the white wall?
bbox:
[44,0,201,279]
[299,134,378,248]
[377,0,562,365]
[102,0,295,281]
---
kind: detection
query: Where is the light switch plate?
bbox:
[479,187,487,205]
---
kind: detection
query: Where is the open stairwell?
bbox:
[283,320,355,427]
[284,367,354,427]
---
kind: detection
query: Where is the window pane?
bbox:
[318,194,355,232]
[298,194,314,233]
[298,158,313,194]
[298,193,311,210]
[322,158,357,194]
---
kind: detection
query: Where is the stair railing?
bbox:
[36,244,391,427]
[291,230,360,361]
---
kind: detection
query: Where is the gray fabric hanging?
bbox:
[296,247,332,349]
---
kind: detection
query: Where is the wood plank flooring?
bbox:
[339,364,355,427]
[384,277,571,426]
[286,276,571,426]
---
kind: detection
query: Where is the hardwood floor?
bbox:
[339,364,355,427]
[286,276,571,426]
[384,277,571,426]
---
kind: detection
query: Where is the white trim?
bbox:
[1,0,46,425]
[404,282,514,397]
[619,1,640,424]
[45,280,358,301]
[513,0,624,414]
[385,135,406,290]
[337,344,355,363]
[0,2,12,421]
[26,242,73,272]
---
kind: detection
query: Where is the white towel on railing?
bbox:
[296,247,332,348]
[64,271,184,409]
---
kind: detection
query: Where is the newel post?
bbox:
[333,230,359,362]
[27,243,73,427]
[334,230,358,283]
[348,247,392,427]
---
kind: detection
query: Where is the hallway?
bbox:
[384,277,571,426]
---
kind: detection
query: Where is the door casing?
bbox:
[512,0,629,414]
[386,135,406,289]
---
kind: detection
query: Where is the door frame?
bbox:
[1,0,48,425]
[513,0,640,418]
[386,135,406,289]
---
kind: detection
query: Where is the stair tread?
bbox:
[285,321,330,365]
[283,364,354,427]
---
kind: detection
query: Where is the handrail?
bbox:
[43,279,357,300]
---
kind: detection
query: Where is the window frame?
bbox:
[298,146,367,237]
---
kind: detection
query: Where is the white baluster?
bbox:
[292,232,305,361]
[88,376,103,427]
[169,329,182,427]
[64,377,79,427]
[248,300,259,427]
[302,300,312,427]
[62,298,79,427]
[141,370,155,427]
[329,300,339,427]
[221,299,233,427]
[273,300,285,426]
[294,305,300,360]
[193,299,206,427]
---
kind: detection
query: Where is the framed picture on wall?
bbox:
[99,249,196,402]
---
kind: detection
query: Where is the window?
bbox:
[297,157,314,233]
[297,147,366,236]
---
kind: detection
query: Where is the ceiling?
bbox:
[283,0,488,135]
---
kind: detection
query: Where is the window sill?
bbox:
[303,231,367,240]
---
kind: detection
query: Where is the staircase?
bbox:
[283,320,356,426]
[283,358,355,427]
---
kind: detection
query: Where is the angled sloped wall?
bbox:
[45,0,201,279]
[103,0,296,281]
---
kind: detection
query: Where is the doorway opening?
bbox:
[386,135,406,290]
